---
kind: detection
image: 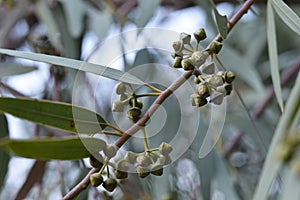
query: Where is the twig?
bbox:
[62,0,256,199]
[251,56,300,118]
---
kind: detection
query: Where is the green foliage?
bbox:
[0,97,107,134]
[0,136,106,160]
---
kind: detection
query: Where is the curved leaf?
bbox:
[0,136,106,160]
[0,114,10,190]
[271,0,300,36]
[0,63,37,78]
[267,2,284,112]
[88,7,112,41]
[209,0,228,39]
[0,97,107,134]
[0,48,144,85]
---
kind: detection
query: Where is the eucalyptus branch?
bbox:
[63,0,256,199]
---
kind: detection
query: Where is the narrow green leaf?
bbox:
[0,63,37,78]
[135,0,161,28]
[36,0,63,52]
[59,0,86,38]
[0,97,107,134]
[209,0,228,39]
[253,73,300,200]
[271,0,300,36]
[280,166,300,200]
[267,2,284,112]
[0,48,144,85]
[0,114,10,190]
[0,136,106,160]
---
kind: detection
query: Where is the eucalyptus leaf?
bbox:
[36,0,63,52]
[0,114,10,190]
[267,2,284,112]
[271,0,300,36]
[280,167,300,200]
[0,63,37,78]
[135,0,161,28]
[0,48,145,85]
[0,136,106,160]
[253,73,300,200]
[209,0,228,39]
[0,97,107,134]
[59,0,86,38]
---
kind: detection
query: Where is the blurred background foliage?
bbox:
[0,0,300,199]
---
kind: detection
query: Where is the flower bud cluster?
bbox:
[120,142,173,178]
[191,70,235,107]
[112,82,143,123]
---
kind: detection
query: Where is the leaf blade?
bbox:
[271,0,300,36]
[209,0,228,39]
[0,63,37,78]
[135,0,161,28]
[0,48,144,85]
[0,136,106,160]
[267,2,284,112]
[0,97,107,134]
[0,114,10,190]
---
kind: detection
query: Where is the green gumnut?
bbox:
[114,169,128,179]
[151,164,164,176]
[102,178,117,192]
[193,28,207,42]
[136,166,150,178]
[124,151,138,164]
[179,32,191,44]
[225,71,235,83]
[190,51,208,67]
[117,160,129,171]
[181,59,194,71]
[112,100,124,112]
[201,62,215,74]
[90,173,103,187]
[115,82,126,95]
[159,142,173,155]
[89,155,104,168]
[196,83,210,98]
[127,107,142,123]
[159,155,172,166]
[104,144,118,158]
[136,155,152,167]
[172,40,184,53]
[173,57,183,68]
[224,84,233,95]
[209,41,223,54]
[208,75,224,87]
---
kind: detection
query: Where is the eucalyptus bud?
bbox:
[127,107,142,123]
[104,144,118,158]
[173,57,183,68]
[190,51,209,67]
[125,151,138,164]
[193,28,207,42]
[117,160,129,171]
[196,83,210,98]
[114,170,128,179]
[102,178,117,192]
[216,85,227,96]
[180,32,191,44]
[224,71,235,83]
[136,155,152,167]
[207,75,224,87]
[112,100,124,112]
[201,62,215,74]
[210,90,224,105]
[172,40,184,53]
[159,155,172,165]
[136,166,150,178]
[90,173,103,187]
[209,41,223,54]
[194,77,201,84]
[151,164,164,176]
[181,59,194,71]
[115,82,126,94]
[159,142,173,155]
[224,84,233,95]
[89,155,103,168]
[194,95,208,107]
